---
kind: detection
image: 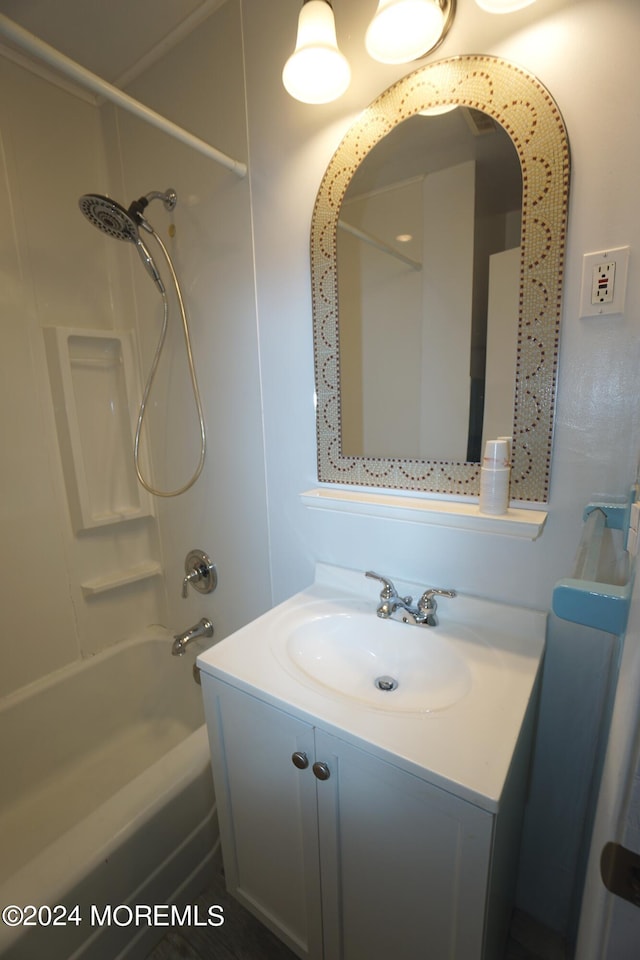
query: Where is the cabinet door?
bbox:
[202,678,323,959]
[315,730,493,960]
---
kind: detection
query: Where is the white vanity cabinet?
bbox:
[202,677,323,958]
[197,565,546,960]
[202,676,500,960]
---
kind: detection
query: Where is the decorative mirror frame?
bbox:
[311,55,570,502]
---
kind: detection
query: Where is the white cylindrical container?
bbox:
[498,436,512,461]
[479,439,511,515]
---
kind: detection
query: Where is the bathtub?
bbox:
[0,632,217,960]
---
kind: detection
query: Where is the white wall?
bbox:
[241,0,640,937]
[244,0,640,607]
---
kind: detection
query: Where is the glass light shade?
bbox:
[282,0,351,104]
[475,0,536,12]
[365,0,446,64]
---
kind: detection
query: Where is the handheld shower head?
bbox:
[78,193,139,242]
[78,193,166,293]
[77,187,206,499]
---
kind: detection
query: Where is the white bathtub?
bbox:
[0,632,217,960]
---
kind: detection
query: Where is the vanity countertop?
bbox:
[197,563,546,813]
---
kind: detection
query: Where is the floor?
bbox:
[145,853,568,960]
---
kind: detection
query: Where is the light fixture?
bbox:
[474,0,536,12]
[282,0,351,105]
[282,0,536,105]
[365,0,455,65]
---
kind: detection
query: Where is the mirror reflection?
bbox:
[337,106,522,463]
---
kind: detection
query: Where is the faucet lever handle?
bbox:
[182,570,198,598]
[419,587,456,610]
[365,570,398,599]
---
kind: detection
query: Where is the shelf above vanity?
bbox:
[301,487,547,540]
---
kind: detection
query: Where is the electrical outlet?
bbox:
[591,260,615,304]
[580,246,630,317]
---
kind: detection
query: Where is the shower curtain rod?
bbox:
[338,219,422,271]
[0,13,247,178]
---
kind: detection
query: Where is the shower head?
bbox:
[78,193,139,242]
[78,192,166,293]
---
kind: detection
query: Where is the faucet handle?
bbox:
[182,569,200,598]
[418,587,456,610]
[365,571,398,599]
[182,549,217,599]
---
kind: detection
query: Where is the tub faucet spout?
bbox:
[172,617,214,656]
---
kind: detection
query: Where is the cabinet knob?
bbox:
[313,761,331,781]
[291,751,309,770]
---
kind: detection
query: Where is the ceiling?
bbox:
[0,0,225,86]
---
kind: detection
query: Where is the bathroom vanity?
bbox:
[197,564,546,960]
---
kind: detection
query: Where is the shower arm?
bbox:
[145,190,177,212]
[129,190,177,228]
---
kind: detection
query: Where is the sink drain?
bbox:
[375,675,398,692]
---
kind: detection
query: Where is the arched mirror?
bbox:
[311,55,570,502]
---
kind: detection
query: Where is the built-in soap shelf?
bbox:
[44,326,154,532]
[80,561,163,598]
[552,498,635,634]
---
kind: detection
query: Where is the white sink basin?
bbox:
[198,563,547,809]
[274,600,475,712]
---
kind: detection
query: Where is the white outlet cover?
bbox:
[580,246,630,317]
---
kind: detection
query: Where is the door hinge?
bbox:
[601,842,640,908]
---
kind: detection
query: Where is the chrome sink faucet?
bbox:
[365,571,456,627]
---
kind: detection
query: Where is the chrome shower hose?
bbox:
[133,227,206,497]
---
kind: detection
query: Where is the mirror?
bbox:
[311,55,570,502]
[338,107,522,464]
